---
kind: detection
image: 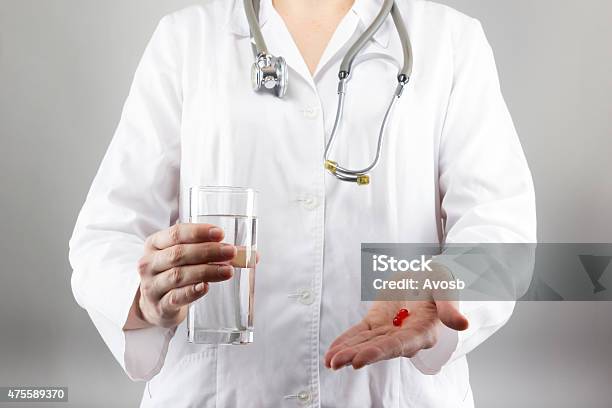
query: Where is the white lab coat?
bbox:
[69,0,536,406]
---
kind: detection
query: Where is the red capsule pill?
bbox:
[397,309,410,319]
[393,308,411,326]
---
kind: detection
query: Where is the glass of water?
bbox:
[187,186,257,344]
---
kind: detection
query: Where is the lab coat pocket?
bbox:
[143,347,218,408]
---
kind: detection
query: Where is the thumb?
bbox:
[435,300,469,331]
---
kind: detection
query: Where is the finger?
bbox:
[146,223,225,250]
[329,332,391,370]
[328,321,370,352]
[148,264,234,299]
[325,326,389,368]
[151,242,236,273]
[329,346,361,370]
[351,331,424,369]
[434,300,469,331]
[324,321,370,368]
[428,263,469,331]
[161,282,209,311]
[333,328,430,370]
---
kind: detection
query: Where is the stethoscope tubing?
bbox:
[244,0,413,184]
[324,81,403,178]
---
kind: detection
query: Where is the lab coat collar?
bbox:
[228,0,403,89]
[351,0,392,48]
[228,0,391,49]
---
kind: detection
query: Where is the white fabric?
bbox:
[68,0,536,406]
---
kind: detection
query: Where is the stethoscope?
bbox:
[245,0,413,185]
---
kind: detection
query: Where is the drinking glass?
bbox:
[187,186,257,344]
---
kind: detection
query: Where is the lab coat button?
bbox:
[302,195,319,210]
[297,390,311,402]
[302,106,319,118]
[298,289,315,305]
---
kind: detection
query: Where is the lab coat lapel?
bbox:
[312,11,361,80]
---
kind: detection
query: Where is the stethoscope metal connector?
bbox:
[356,175,370,186]
[325,160,371,185]
[324,160,338,174]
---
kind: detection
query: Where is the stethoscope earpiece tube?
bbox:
[339,0,395,77]
[391,4,413,80]
[244,0,267,55]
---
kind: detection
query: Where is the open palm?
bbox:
[324,299,469,370]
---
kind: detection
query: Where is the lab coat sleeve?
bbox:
[68,14,182,381]
[410,18,537,375]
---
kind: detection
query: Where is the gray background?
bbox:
[0,0,611,406]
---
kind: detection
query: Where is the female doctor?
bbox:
[69,0,536,406]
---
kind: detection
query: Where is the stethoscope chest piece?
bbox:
[251,54,288,98]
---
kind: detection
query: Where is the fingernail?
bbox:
[195,282,206,292]
[221,245,236,257]
[209,227,223,240]
[219,265,234,277]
